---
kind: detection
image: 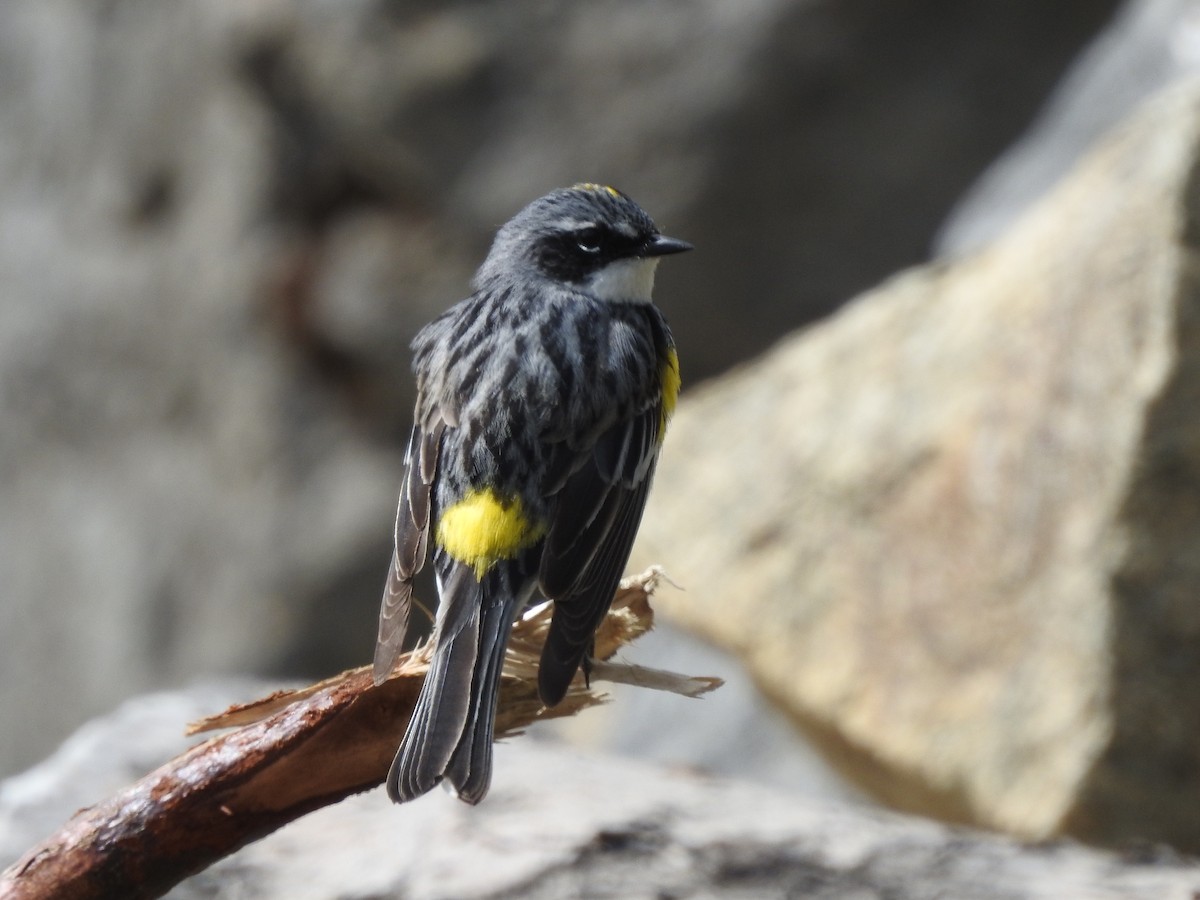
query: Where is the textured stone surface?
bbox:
[632,81,1200,849]
[940,0,1200,254]
[534,620,861,803]
[0,0,1118,779]
[3,689,1198,899]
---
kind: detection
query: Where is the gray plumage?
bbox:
[373,184,690,804]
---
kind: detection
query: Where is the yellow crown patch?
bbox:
[573,182,621,199]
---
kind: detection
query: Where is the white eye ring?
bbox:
[576,226,603,254]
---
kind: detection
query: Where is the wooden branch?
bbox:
[0,569,718,900]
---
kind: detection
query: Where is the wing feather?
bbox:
[373,417,445,685]
[539,456,623,599]
[536,399,661,707]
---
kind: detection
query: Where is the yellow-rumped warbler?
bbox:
[373,184,691,804]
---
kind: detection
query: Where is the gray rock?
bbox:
[0,682,272,869]
[939,0,1200,254]
[535,621,864,804]
[3,688,1198,899]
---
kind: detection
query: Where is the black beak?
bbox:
[643,234,694,257]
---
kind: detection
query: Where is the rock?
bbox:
[631,80,1200,850]
[216,0,1124,380]
[0,0,1119,780]
[939,0,1200,254]
[3,688,1199,899]
[534,621,863,803]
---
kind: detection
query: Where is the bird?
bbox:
[372,183,691,804]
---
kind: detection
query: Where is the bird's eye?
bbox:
[575,226,604,254]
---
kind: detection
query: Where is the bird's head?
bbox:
[475,184,692,303]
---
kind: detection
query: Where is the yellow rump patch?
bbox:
[659,348,681,440]
[437,488,546,579]
[573,182,621,199]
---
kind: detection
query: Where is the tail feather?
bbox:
[386,609,478,801]
[386,562,531,804]
[443,586,527,803]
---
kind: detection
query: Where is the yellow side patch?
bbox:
[573,182,621,199]
[659,347,681,440]
[437,488,546,579]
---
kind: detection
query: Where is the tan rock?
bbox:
[632,80,1200,849]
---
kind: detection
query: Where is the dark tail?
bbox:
[386,563,529,804]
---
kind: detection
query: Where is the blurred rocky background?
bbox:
[9,0,1200,891]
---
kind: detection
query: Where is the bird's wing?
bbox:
[536,398,663,706]
[373,417,445,685]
